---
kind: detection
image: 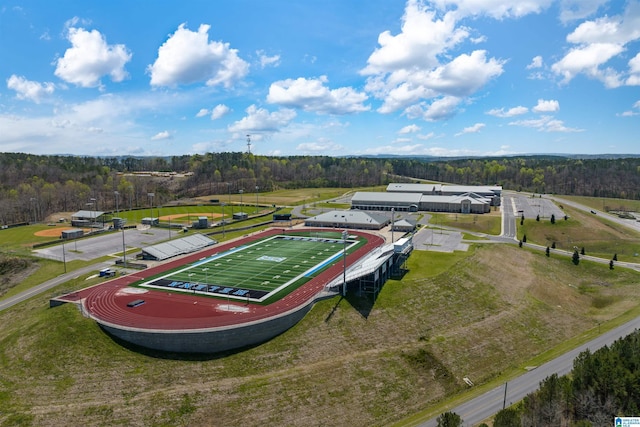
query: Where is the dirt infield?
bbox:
[34,227,87,237]
[158,212,222,221]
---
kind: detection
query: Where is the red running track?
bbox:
[59,228,385,331]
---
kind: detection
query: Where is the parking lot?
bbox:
[512,195,565,220]
[33,227,177,262]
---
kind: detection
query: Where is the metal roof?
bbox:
[72,210,106,218]
[306,210,390,226]
[352,191,422,203]
[141,234,216,261]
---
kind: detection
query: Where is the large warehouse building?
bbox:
[351,183,502,214]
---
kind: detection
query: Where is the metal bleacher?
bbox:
[141,234,217,261]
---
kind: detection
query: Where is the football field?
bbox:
[139,232,359,303]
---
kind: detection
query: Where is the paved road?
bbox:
[0,261,112,312]
[417,314,640,426]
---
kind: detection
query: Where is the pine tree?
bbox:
[550,214,555,224]
[572,250,580,265]
[546,246,550,257]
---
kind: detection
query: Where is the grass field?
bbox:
[430,210,502,235]
[139,232,359,303]
[4,244,640,426]
[558,195,640,213]
[519,205,640,262]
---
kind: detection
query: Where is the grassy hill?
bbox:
[2,243,640,427]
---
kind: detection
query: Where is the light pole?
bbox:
[255,186,259,214]
[342,229,348,297]
[147,192,154,226]
[62,238,67,273]
[30,197,36,223]
[239,189,243,212]
[121,227,127,268]
[221,203,226,238]
[91,197,96,226]
[114,191,119,216]
[391,207,395,243]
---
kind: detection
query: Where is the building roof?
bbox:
[306,210,390,226]
[440,185,502,195]
[419,192,490,205]
[72,210,106,218]
[351,191,422,203]
[141,233,216,261]
[386,183,439,193]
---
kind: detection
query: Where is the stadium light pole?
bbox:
[391,207,395,244]
[221,203,226,238]
[255,185,259,214]
[239,189,243,212]
[121,227,127,268]
[147,192,154,226]
[90,197,96,227]
[342,229,348,297]
[30,197,36,223]
[62,238,67,273]
[114,191,119,216]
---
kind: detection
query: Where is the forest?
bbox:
[1,152,639,225]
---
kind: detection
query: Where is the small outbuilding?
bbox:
[61,228,84,240]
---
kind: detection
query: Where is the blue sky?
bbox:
[1,0,639,157]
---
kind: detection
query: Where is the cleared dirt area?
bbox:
[158,212,222,221]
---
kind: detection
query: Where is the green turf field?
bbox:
[139,232,359,302]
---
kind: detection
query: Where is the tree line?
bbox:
[1,152,639,225]
[437,329,640,427]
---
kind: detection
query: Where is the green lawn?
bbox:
[519,205,640,262]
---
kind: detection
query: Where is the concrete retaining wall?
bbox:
[98,300,315,353]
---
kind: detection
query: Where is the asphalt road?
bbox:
[0,261,112,312]
[417,314,640,426]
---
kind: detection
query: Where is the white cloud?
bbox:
[6,75,55,103]
[296,139,344,153]
[228,104,296,133]
[148,23,249,88]
[151,130,171,140]
[257,50,280,68]
[552,3,640,87]
[559,0,609,23]
[527,55,543,69]
[509,115,583,132]
[533,99,560,113]
[210,104,231,120]
[195,108,209,118]
[627,53,640,85]
[486,105,528,117]
[362,1,468,74]
[361,2,504,120]
[423,96,462,121]
[267,76,369,114]
[431,0,553,19]
[620,99,640,116]
[455,122,485,136]
[417,132,436,140]
[399,124,421,134]
[55,26,131,88]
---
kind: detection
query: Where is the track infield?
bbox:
[138,232,361,303]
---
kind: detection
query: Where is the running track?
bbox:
[56,228,384,331]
